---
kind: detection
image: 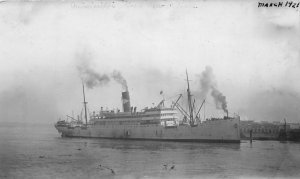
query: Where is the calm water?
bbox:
[1,123,300,179]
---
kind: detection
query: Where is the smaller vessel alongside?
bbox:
[240,119,300,141]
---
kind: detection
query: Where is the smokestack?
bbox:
[122,91,131,112]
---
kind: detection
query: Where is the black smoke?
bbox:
[77,64,110,89]
[76,49,110,89]
[111,70,128,91]
[211,87,228,113]
[198,66,228,113]
[76,51,128,91]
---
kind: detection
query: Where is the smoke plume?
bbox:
[77,64,128,90]
[211,87,228,113]
[76,49,110,89]
[199,66,228,113]
[76,53,128,90]
[199,66,216,98]
[111,70,128,91]
[77,64,110,89]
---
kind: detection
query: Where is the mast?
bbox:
[186,69,194,126]
[82,83,88,125]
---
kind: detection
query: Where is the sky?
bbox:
[0,0,299,124]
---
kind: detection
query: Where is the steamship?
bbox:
[55,71,241,143]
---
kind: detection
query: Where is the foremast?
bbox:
[82,83,88,125]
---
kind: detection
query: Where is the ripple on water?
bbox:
[1,124,300,178]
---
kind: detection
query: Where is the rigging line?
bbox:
[204,101,206,120]
[195,99,206,118]
[175,103,190,118]
[175,106,190,119]
[164,94,182,101]
[175,105,186,117]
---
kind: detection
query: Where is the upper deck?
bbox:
[89,107,179,126]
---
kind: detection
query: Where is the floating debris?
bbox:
[162,162,176,171]
[97,164,116,175]
[110,168,115,174]
[163,164,168,170]
[169,165,175,170]
[39,155,45,158]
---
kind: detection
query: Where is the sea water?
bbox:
[1,123,300,179]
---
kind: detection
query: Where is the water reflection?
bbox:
[1,124,300,178]
[78,138,241,152]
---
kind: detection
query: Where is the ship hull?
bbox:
[59,136,240,143]
[55,118,240,143]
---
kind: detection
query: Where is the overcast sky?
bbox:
[0,0,299,124]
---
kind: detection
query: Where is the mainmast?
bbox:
[82,83,88,125]
[186,69,194,126]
